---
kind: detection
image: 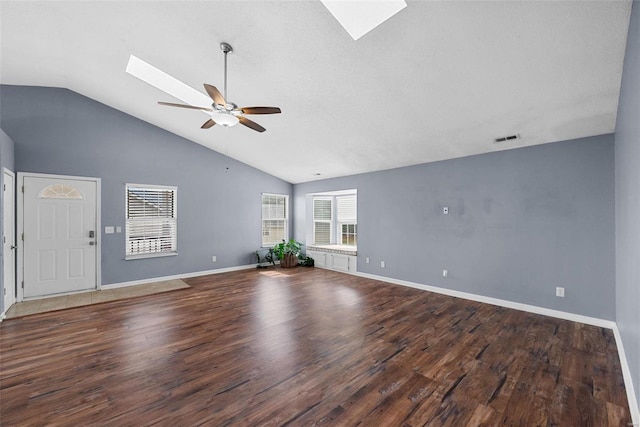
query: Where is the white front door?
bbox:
[3,170,16,312]
[22,175,98,298]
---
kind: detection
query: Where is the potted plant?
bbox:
[273,239,302,268]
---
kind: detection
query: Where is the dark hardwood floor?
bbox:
[0,267,631,426]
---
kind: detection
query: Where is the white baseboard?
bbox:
[352,271,615,328]
[352,271,640,421]
[613,325,640,425]
[101,263,257,289]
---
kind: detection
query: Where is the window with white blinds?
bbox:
[313,198,333,245]
[262,194,288,246]
[126,184,177,259]
[337,194,357,246]
[312,193,357,246]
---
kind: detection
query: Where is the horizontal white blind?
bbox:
[262,194,288,246]
[126,185,177,257]
[313,198,332,245]
[337,195,357,223]
[314,222,331,245]
[127,187,175,218]
[313,199,332,221]
[262,194,286,219]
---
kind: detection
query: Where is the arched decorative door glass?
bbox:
[39,184,84,199]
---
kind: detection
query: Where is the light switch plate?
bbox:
[105,226,114,234]
[116,226,122,233]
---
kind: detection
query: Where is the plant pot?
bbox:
[280,254,298,268]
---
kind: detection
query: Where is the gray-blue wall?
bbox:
[0,85,292,286]
[615,0,640,411]
[294,134,616,320]
[0,128,16,315]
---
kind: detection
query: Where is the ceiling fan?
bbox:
[126,43,280,133]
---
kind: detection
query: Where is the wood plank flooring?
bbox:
[0,267,631,426]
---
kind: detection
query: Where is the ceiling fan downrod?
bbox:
[220,42,233,105]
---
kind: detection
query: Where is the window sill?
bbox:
[307,245,357,256]
[125,252,178,261]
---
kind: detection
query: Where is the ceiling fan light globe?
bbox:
[213,113,239,127]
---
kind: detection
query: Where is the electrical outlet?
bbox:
[442,269,448,278]
[380,261,385,268]
[212,256,217,263]
[556,287,565,297]
[365,257,370,264]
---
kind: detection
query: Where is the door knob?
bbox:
[89,241,95,246]
[10,245,17,250]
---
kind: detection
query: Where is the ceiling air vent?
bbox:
[494,134,521,143]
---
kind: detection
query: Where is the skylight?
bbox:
[125,55,211,109]
[321,0,407,40]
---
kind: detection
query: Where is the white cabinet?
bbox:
[308,250,326,268]
[330,253,350,272]
[307,250,357,274]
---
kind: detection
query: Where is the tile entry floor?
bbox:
[4,279,190,319]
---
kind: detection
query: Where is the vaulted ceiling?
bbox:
[0,1,633,183]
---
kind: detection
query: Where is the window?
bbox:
[341,224,357,246]
[126,184,177,259]
[313,198,332,245]
[312,192,357,246]
[337,195,357,246]
[262,194,288,246]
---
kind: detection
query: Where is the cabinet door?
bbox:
[309,251,326,268]
[330,254,350,272]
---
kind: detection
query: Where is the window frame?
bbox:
[336,194,357,247]
[125,183,178,260]
[311,193,357,247]
[340,223,358,246]
[261,193,289,247]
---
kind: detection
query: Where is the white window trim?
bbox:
[125,183,178,260]
[261,193,289,247]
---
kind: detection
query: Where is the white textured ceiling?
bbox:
[0,1,633,184]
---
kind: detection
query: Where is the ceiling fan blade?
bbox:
[126,55,211,107]
[204,84,226,105]
[238,116,266,133]
[201,119,216,129]
[158,101,213,112]
[239,107,282,115]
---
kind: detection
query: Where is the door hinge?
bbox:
[2,236,5,244]
[21,233,24,241]
[21,185,24,193]
[2,184,5,191]
[21,281,24,288]
[3,288,6,296]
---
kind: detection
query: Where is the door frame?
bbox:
[17,172,101,302]
[2,168,16,317]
